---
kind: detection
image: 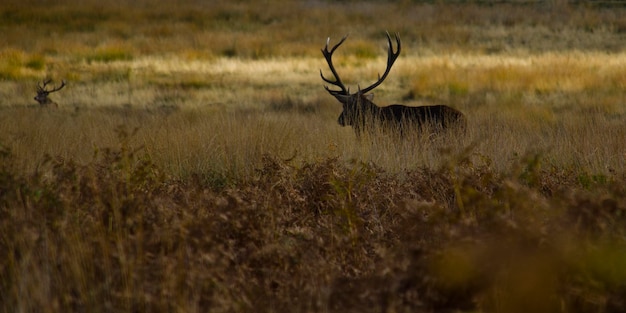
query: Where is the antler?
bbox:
[38,79,66,93]
[359,32,401,94]
[37,78,52,92]
[49,80,66,93]
[320,34,350,95]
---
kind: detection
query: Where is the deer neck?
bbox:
[358,95,381,115]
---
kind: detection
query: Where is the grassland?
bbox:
[1,0,626,312]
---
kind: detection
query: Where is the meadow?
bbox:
[1,0,626,312]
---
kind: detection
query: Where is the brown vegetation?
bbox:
[1,140,625,312]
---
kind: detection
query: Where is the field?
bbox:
[1,0,626,312]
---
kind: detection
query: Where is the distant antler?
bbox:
[320,34,350,95]
[38,79,66,94]
[37,78,51,93]
[360,32,401,94]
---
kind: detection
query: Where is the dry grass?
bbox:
[1,0,626,312]
[1,52,624,176]
[1,142,626,312]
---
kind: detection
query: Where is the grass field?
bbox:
[1,0,626,312]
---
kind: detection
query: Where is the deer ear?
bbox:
[334,94,352,103]
[364,93,374,101]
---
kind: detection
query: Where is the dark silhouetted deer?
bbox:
[320,32,466,137]
[34,79,66,108]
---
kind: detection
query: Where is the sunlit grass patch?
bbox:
[404,52,626,103]
[84,44,135,63]
[24,54,46,71]
[0,49,47,80]
[0,49,24,80]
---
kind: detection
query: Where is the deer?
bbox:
[320,32,466,138]
[34,78,66,108]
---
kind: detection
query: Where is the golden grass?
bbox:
[2,51,625,177]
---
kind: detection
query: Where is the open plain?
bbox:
[1,1,625,312]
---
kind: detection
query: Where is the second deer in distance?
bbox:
[34,78,66,108]
[321,32,466,138]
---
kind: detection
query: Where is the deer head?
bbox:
[35,78,66,108]
[320,32,401,135]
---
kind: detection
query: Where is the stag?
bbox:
[320,32,465,137]
[34,78,66,108]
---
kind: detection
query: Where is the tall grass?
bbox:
[1,51,624,177]
[1,138,625,312]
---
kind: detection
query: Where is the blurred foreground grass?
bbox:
[1,138,626,312]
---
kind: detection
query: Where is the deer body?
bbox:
[335,92,465,136]
[321,33,465,137]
